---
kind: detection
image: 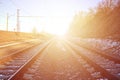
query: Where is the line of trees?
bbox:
[68,0,120,39]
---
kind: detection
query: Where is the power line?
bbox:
[19,16,42,18]
[9,0,33,16]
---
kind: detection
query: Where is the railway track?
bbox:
[103,46,120,59]
[0,39,38,48]
[0,40,50,80]
[21,40,95,80]
[0,38,120,80]
[65,40,120,80]
[0,39,42,58]
[20,39,119,80]
[69,38,120,64]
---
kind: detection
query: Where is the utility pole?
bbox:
[6,13,8,31]
[16,9,20,32]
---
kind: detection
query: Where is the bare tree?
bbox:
[96,0,118,14]
[116,0,120,7]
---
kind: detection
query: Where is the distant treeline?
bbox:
[69,0,120,39]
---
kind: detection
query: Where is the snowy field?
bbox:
[81,38,120,58]
[83,38,120,50]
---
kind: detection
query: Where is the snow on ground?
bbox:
[70,37,120,57]
[82,38,120,50]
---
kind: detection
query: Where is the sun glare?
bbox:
[20,16,72,36]
[39,16,72,36]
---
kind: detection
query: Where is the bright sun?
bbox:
[20,16,72,36]
[40,16,72,36]
[17,0,74,35]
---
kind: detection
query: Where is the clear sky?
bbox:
[0,0,101,34]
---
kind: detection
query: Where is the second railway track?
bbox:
[65,40,120,80]
[0,38,120,80]
[0,40,51,80]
